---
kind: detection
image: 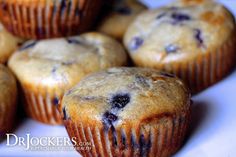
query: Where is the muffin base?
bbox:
[64,111,190,157]
[178,32,236,93]
[21,83,63,125]
[0,0,102,39]
[0,101,17,136]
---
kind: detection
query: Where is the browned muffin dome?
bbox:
[8,32,127,125]
[61,67,191,157]
[124,0,236,93]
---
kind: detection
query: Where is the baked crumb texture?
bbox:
[8,33,127,125]
[62,67,191,157]
[124,0,236,93]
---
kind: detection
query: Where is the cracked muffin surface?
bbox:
[124,0,236,93]
[8,32,127,124]
[61,67,191,157]
[124,0,235,63]
[8,32,127,90]
[61,67,190,126]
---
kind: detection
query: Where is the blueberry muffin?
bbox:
[97,0,147,40]
[0,23,23,64]
[61,67,191,157]
[124,0,236,93]
[0,64,17,137]
[8,32,127,125]
[0,0,103,39]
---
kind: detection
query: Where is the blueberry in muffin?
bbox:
[97,0,147,40]
[8,32,127,125]
[124,0,236,93]
[61,67,191,157]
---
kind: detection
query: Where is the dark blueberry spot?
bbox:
[171,12,191,24]
[135,75,150,88]
[37,27,45,37]
[66,38,81,44]
[156,12,167,19]
[139,134,146,156]
[60,0,67,15]
[53,97,59,106]
[110,93,130,109]
[190,99,194,106]
[130,37,144,51]
[139,134,145,144]
[103,112,118,122]
[194,29,204,47]
[19,41,37,51]
[63,107,68,120]
[147,138,151,149]
[1,2,7,11]
[59,0,72,15]
[135,75,147,84]
[115,6,132,15]
[102,112,118,130]
[75,7,82,17]
[51,66,57,73]
[121,132,126,147]
[139,134,152,156]
[172,12,191,21]
[160,72,175,78]
[111,125,118,146]
[165,44,179,53]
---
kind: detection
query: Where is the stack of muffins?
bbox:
[0,0,235,156]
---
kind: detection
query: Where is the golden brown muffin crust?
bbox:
[61,67,190,128]
[8,32,127,93]
[0,23,23,64]
[124,0,235,65]
[97,0,147,40]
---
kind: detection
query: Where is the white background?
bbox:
[1,0,236,157]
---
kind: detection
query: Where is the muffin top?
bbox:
[8,32,127,91]
[124,0,235,65]
[0,64,17,107]
[97,0,147,40]
[61,67,190,129]
[0,23,23,64]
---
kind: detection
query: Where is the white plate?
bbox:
[1,1,236,156]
